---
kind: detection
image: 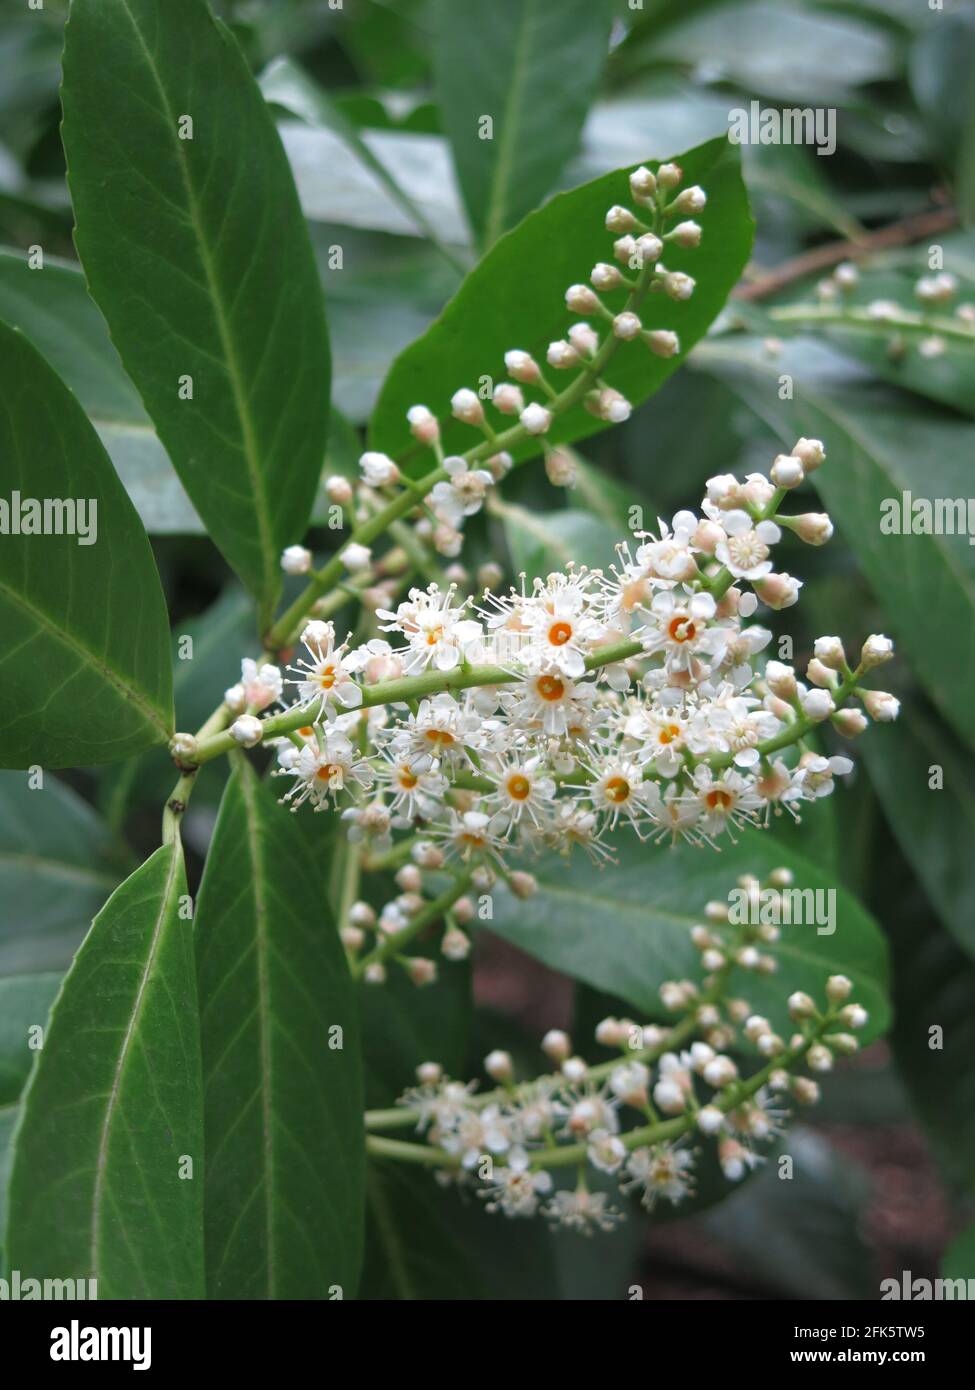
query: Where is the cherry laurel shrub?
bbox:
[0,0,902,1301]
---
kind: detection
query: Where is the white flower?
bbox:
[278,725,374,811]
[587,1129,627,1174]
[713,510,780,581]
[288,622,363,720]
[543,1188,623,1234]
[480,1150,553,1218]
[429,455,493,526]
[239,658,283,712]
[377,583,483,674]
[621,1144,695,1211]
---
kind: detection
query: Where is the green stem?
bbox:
[353,867,475,977]
[768,303,975,345]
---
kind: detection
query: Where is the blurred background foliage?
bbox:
[2,0,975,1298]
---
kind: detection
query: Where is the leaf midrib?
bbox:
[0,573,169,740]
[482,0,539,247]
[89,843,180,1281]
[236,763,277,1298]
[111,0,277,603]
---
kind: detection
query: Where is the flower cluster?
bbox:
[306,160,703,566]
[370,868,868,1233]
[813,258,975,361]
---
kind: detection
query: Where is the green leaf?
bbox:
[5,842,204,1298]
[943,1224,975,1287]
[693,1128,875,1299]
[695,337,975,754]
[860,698,975,959]
[488,830,890,1043]
[195,760,364,1298]
[493,495,621,578]
[0,974,61,1106]
[259,55,467,273]
[61,0,331,620]
[433,0,613,247]
[0,323,173,768]
[361,1161,559,1301]
[0,771,124,975]
[884,862,975,1190]
[0,1104,18,1267]
[370,138,753,471]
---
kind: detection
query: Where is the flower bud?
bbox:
[792,437,825,471]
[605,204,636,233]
[477,561,504,591]
[656,162,682,190]
[340,925,364,951]
[670,219,702,248]
[561,1056,588,1084]
[802,687,835,721]
[342,542,372,572]
[412,841,444,869]
[416,1061,442,1085]
[770,453,804,489]
[860,633,894,669]
[591,261,622,291]
[434,923,467,962]
[764,660,798,699]
[813,635,845,670]
[833,707,868,737]
[791,1077,820,1106]
[407,403,440,445]
[407,957,437,987]
[629,165,657,201]
[451,387,484,426]
[697,1105,724,1135]
[840,1003,868,1029]
[568,322,599,356]
[565,283,600,314]
[324,475,353,506]
[359,451,399,488]
[613,234,637,265]
[504,349,540,383]
[521,402,552,435]
[363,962,386,985]
[230,714,263,747]
[613,311,642,340]
[395,864,422,893]
[645,329,680,358]
[754,571,802,609]
[826,1032,859,1056]
[281,544,312,575]
[546,339,579,369]
[703,1055,738,1088]
[806,658,837,690]
[541,1029,571,1061]
[663,271,695,301]
[862,689,900,722]
[484,1049,513,1082]
[491,382,523,416]
[509,870,539,899]
[792,512,834,545]
[453,895,475,925]
[788,991,816,1020]
[671,185,706,214]
[635,232,663,264]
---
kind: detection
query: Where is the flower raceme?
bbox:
[364,869,870,1233]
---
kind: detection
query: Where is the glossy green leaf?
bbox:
[370,138,753,471]
[61,0,331,620]
[0,323,173,768]
[492,494,621,578]
[883,854,975,1190]
[695,336,975,754]
[433,0,613,247]
[361,1160,559,1301]
[488,829,890,1043]
[0,973,61,1106]
[5,842,204,1298]
[195,760,364,1298]
[0,771,124,975]
[860,698,975,959]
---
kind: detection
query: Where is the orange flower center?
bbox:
[658,723,682,745]
[605,776,631,804]
[507,774,531,801]
[705,788,734,810]
[398,768,419,789]
[668,616,697,643]
[425,728,456,745]
[298,726,314,737]
[536,674,565,701]
[315,764,341,783]
[318,666,336,688]
[548,620,573,647]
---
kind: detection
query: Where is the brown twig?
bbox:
[735,206,959,302]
